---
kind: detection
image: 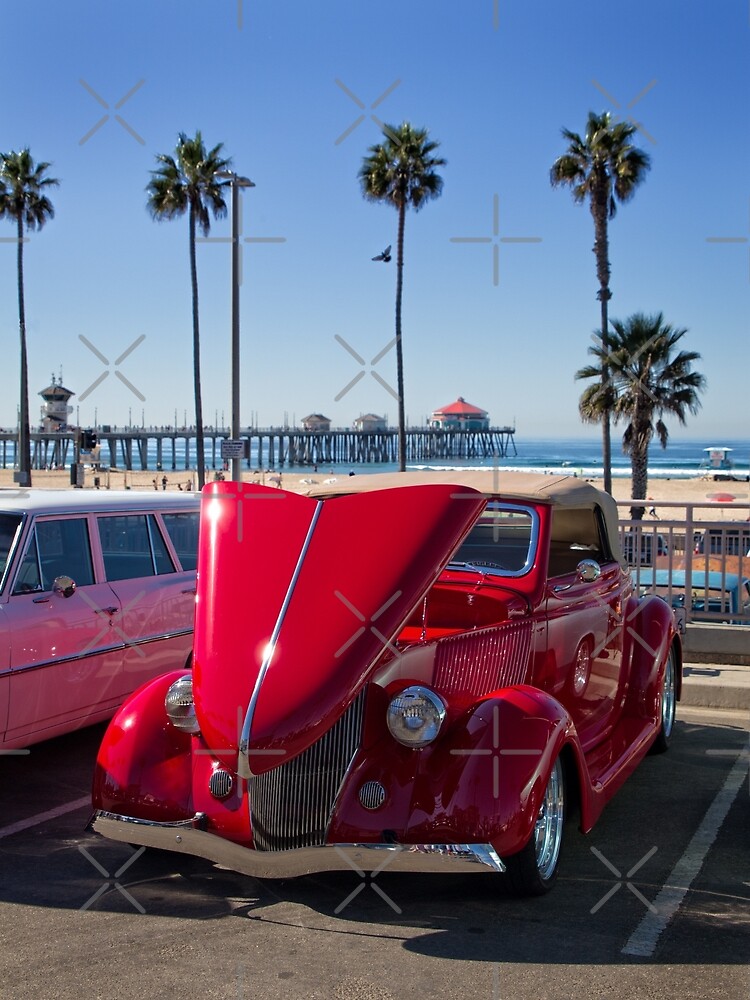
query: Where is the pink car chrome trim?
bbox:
[90,810,506,877]
[238,500,323,780]
[0,627,194,679]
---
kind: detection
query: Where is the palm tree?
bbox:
[359,123,445,471]
[147,131,231,488]
[551,111,651,494]
[0,149,58,487]
[576,312,706,519]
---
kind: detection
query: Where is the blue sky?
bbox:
[0,0,748,445]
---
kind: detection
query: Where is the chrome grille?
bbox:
[434,620,532,695]
[249,689,366,851]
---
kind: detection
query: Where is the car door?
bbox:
[544,506,627,751]
[3,514,124,746]
[96,511,196,694]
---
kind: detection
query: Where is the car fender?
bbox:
[330,685,591,859]
[92,669,194,823]
[623,594,681,721]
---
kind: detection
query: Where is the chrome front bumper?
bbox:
[91,810,505,878]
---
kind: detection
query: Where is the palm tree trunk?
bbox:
[189,206,206,488]
[592,182,612,495]
[630,444,648,521]
[394,200,407,472]
[17,214,31,487]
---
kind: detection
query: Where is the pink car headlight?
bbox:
[165,675,200,735]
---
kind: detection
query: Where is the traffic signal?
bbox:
[79,429,98,450]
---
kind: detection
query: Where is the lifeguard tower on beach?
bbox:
[701,447,733,472]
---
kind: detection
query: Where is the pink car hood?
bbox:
[193,482,484,774]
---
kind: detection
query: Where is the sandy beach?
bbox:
[1,466,748,523]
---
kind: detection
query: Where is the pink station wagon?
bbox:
[0,490,199,750]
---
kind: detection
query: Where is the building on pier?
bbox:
[353,413,387,432]
[429,397,489,431]
[301,413,331,432]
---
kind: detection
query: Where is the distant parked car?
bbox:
[0,490,199,750]
[637,568,750,625]
[92,472,680,897]
[694,526,750,557]
[621,527,669,566]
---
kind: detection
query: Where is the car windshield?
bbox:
[0,513,23,591]
[448,503,536,576]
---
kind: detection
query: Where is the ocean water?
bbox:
[139,436,750,480]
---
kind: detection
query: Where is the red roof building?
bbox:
[429,397,489,430]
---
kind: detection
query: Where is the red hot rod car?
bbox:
[91,472,681,896]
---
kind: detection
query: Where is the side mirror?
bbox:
[576,559,601,583]
[52,575,76,598]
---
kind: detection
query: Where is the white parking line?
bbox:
[0,795,91,840]
[622,750,748,957]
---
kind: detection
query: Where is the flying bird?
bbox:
[372,245,392,262]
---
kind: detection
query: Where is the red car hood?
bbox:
[193,481,484,774]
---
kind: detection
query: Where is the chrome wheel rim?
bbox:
[534,758,564,880]
[661,649,676,738]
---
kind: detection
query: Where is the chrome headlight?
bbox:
[386,685,446,748]
[165,674,200,734]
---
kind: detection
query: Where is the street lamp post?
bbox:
[218,170,255,482]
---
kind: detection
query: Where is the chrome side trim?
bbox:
[238,500,324,779]
[91,810,505,877]
[0,627,194,679]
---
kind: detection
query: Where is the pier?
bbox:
[0,426,517,471]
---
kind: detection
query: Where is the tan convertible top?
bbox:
[294,470,624,564]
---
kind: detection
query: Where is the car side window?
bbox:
[549,507,607,577]
[98,514,176,582]
[161,512,199,571]
[13,518,94,594]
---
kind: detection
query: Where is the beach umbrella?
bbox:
[706,492,736,502]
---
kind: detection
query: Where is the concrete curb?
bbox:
[681,662,750,711]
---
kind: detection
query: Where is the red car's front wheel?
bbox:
[504,756,565,896]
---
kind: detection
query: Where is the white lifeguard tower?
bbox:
[701,447,733,471]
[39,373,74,432]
